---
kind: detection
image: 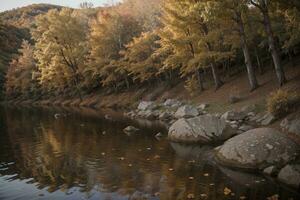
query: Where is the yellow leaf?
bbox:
[224,187,231,195]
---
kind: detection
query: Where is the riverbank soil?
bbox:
[6,58,300,115]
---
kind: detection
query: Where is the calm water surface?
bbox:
[0,106,299,200]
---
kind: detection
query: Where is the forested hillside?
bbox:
[0,4,63,99]
[1,0,300,104]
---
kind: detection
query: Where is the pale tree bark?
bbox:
[211,63,223,90]
[250,0,287,86]
[235,10,259,91]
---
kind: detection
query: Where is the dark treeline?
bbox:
[1,0,300,100]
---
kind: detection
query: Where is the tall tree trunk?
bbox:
[260,1,286,86]
[210,63,223,90]
[235,10,259,91]
[196,68,204,91]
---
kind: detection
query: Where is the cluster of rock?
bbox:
[124,99,300,189]
[216,128,300,188]
[125,99,209,125]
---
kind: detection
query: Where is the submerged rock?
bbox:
[170,142,212,160]
[168,115,235,143]
[278,164,300,188]
[216,128,299,170]
[123,126,139,134]
[174,105,199,119]
[263,166,278,176]
[155,132,163,138]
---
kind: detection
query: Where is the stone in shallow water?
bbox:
[168,115,235,143]
[216,128,299,170]
[263,166,277,176]
[123,126,139,134]
[278,164,300,188]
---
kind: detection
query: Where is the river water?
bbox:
[0,106,299,200]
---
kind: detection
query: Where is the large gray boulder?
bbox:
[137,101,156,111]
[168,115,235,143]
[281,115,300,135]
[221,111,247,121]
[174,105,199,118]
[278,164,300,188]
[216,128,299,170]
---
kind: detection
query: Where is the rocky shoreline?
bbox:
[124,99,300,189]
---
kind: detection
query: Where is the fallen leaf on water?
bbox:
[203,173,209,177]
[187,193,195,199]
[224,187,231,195]
[267,194,279,200]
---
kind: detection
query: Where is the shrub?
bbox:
[184,75,199,97]
[267,89,300,117]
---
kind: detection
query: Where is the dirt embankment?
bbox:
[3,60,300,114]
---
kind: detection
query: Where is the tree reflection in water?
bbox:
[0,106,299,200]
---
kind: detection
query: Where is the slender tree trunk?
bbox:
[261,5,286,86]
[235,10,259,91]
[125,76,130,89]
[288,50,295,67]
[210,63,223,90]
[74,75,83,101]
[254,47,263,75]
[196,68,204,91]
